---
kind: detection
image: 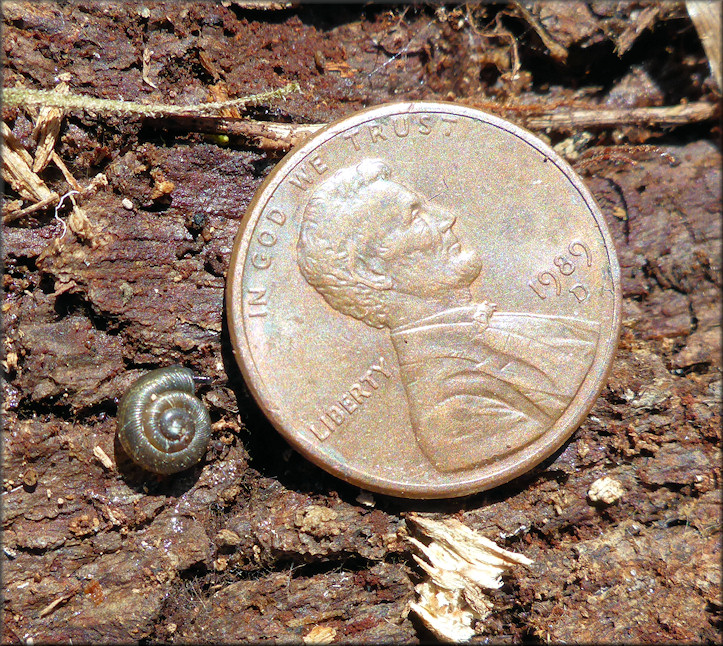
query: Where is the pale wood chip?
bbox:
[38,592,74,617]
[81,172,109,198]
[1,122,55,203]
[205,118,323,151]
[31,82,69,172]
[588,476,625,505]
[302,625,337,643]
[92,445,114,470]
[142,48,159,89]
[523,102,719,130]
[406,514,532,642]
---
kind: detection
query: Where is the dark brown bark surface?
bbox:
[2,2,720,643]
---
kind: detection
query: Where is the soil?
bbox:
[2,2,720,643]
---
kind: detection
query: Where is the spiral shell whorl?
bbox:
[117,366,211,474]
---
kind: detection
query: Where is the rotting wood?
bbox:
[2,3,719,643]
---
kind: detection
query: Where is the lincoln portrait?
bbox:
[296,159,599,473]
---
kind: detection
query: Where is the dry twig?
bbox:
[3,193,59,223]
[162,116,324,151]
[522,102,719,130]
[3,82,301,118]
[166,100,719,152]
[469,100,719,132]
[3,80,716,164]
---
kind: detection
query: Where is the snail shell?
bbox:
[117,366,211,475]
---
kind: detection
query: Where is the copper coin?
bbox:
[227,102,621,498]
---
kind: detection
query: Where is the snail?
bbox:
[117,366,211,475]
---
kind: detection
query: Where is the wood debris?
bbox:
[51,151,82,192]
[31,82,69,172]
[1,122,58,207]
[615,5,660,56]
[3,193,58,223]
[588,476,625,506]
[513,1,568,62]
[520,101,719,131]
[406,514,533,642]
[142,48,158,89]
[226,1,296,9]
[92,445,114,470]
[4,83,717,156]
[687,0,722,91]
[215,529,241,547]
[182,117,323,151]
[3,110,106,245]
[163,100,718,153]
[302,625,337,644]
[38,587,79,618]
[62,191,97,245]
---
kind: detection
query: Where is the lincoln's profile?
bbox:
[297,160,599,472]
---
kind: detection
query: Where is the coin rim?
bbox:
[227,101,622,498]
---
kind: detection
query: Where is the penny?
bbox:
[227,102,621,498]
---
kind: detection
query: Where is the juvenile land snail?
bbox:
[117,366,212,474]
